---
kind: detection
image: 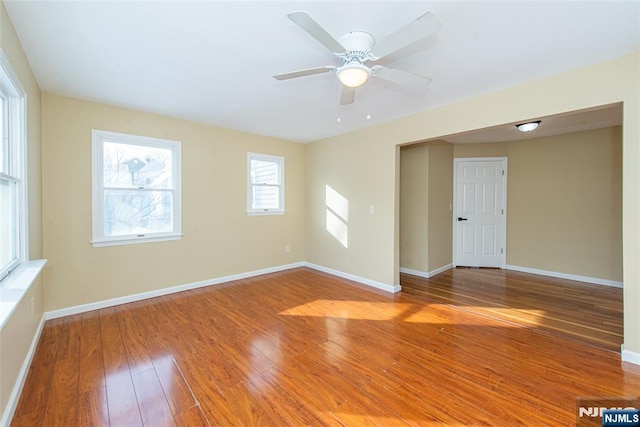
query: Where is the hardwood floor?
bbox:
[401,267,623,352]
[11,267,639,426]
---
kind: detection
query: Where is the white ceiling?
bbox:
[443,103,623,144]
[4,1,639,143]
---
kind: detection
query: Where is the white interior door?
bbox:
[454,158,506,268]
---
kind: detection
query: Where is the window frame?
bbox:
[246,152,285,215]
[0,50,27,284]
[91,129,182,247]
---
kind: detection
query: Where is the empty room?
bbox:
[1,1,639,426]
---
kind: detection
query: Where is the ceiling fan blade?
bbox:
[340,86,356,105]
[371,12,442,59]
[288,11,345,54]
[273,66,335,81]
[373,66,432,87]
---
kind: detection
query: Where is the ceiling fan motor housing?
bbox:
[338,31,375,65]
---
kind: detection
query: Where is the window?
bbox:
[0,52,26,284]
[247,152,284,215]
[92,130,182,247]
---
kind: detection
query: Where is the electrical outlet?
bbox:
[285,244,291,253]
[369,205,375,214]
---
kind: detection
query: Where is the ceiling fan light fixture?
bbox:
[337,63,369,88]
[516,120,541,132]
[276,11,442,104]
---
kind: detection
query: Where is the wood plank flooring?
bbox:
[11,267,639,426]
[401,267,623,352]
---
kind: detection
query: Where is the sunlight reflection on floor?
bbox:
[332,412,461,426]
[279,300,411,320]
[280,300,545,327]
[404,304,546,326]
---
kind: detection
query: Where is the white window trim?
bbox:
[91,129,182,247]
[247,152,285,215]
[0,48,28,284]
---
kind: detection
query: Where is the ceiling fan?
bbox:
[273,11,443,105]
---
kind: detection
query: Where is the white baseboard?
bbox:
[400,264,453,279]
[1,314,46,427]
[621,346,640,366]
[305,262,401,293]
[428,264,453,277]
[505,264,623,288]
[45,262,306,320]
[399,267,429,278]
[45,261,402,320]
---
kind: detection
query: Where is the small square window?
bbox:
[247,152,284,215]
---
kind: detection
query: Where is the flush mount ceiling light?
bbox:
[516,120,541,132]
[337,62,370,88]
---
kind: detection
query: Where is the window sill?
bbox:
[91,234,183,248]
[247,211,285,216]
[0,259,47,330]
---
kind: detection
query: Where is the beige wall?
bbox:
[427,141,453,270]
[402,127,622,281]
[41,94,305,311]
[400,143,429,272]
[305,53,640,355]
[507,126,622,281]
[399,141,453,274]
[305,134,396,285]
[0,0,44,418]
[454,142,508,158]
[446,127,622,281]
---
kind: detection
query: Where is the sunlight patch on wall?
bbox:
[326,185,349,221]
[326,209,348,248]
[326,185,349,248]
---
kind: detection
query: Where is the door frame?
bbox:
[452,157,508,269]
